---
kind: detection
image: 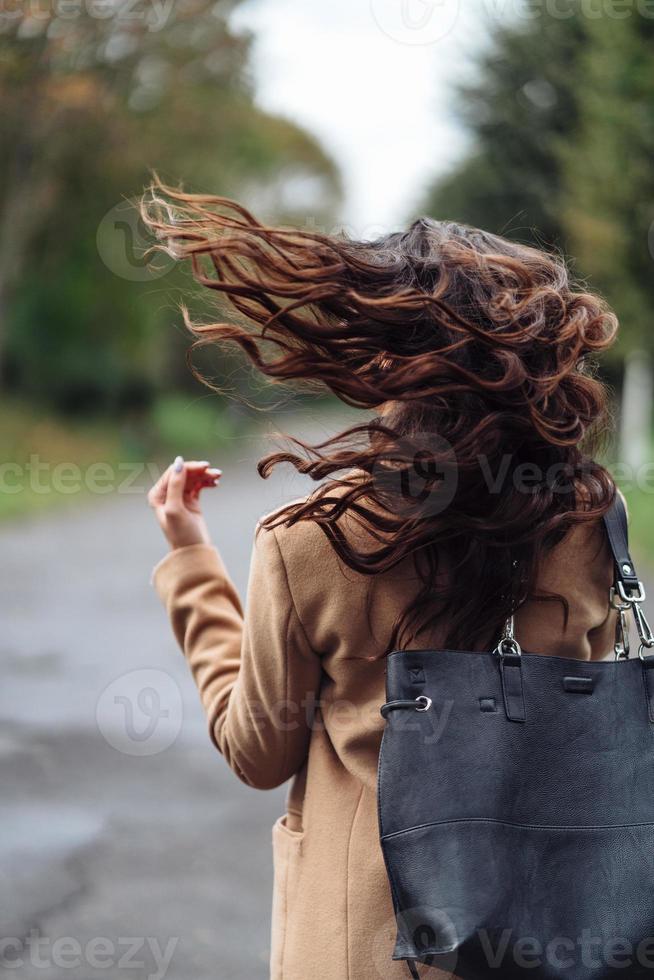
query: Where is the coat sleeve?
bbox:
[152,525,322,789]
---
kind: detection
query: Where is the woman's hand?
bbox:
[148,456,222,551]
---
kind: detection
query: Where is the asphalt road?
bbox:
[1,414,652,980]
[0,420,323,980]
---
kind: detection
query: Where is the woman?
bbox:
[144,186,621,980]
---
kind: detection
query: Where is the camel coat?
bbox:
[152,486,619,980]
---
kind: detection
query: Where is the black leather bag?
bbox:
[378,496,654,980]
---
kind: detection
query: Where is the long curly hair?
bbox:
[142,180,619,651]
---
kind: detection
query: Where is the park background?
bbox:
[1,2,653,978]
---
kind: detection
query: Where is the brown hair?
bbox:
[142,181,618,651]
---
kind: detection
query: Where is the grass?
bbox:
[2,398,652,577]
[0,395,245,522]
[623,484,654,572]
[0,401,122,521]
[0,390,347,521]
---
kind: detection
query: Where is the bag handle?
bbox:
[492,492,654,724]
[495,492,653,663]
[382,493,654,728]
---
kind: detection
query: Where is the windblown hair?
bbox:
[141,180,619,651]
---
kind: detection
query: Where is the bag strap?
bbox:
[604,492,640,598]
[496,492,652,662]
[603,493,653,660]
[491,492,654,722]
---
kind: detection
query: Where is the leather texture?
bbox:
[378,496,654,979]
[603,497,640,594]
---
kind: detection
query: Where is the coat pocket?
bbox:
[270,814,304,980]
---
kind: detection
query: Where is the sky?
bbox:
[232,0,499,235]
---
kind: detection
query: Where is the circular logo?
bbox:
[370,0,462,46]
[96,199,175,282]
[371,905,459,978]
[96,668,183,756]
[370,431,458,520]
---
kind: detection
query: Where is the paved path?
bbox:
[1,414,652,980]
[0,419,324,980]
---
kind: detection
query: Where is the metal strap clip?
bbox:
[634,601,654,656]
[611,587,631,660]
[493,614,523,659]
[612,581,654,659]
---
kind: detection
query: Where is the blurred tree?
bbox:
[422,1,654,357]
[0,0,341,413]
[558,10,654,352]
[423,4,586,244]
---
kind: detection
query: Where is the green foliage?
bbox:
[624,483,654,565]
[422,1,654,357]
[0,398,122,520]
[423,4,585,243]
[0,391,245,520]
[0,1,342,418]
[148,392,242,458]
[558,12,654,350]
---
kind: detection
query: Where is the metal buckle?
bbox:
[617,579,646,604]
[610,586,631,611]
[494,615,523,659]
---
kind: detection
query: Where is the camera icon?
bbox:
[370,431,458,520]
[370,0,462,46]
[96,668,183,756]
[96,199,175,282]
[371,905,459,977]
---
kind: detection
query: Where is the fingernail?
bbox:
[207,468,222,476]
[174,455,184,472]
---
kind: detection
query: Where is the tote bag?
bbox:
[378,495,654,980]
